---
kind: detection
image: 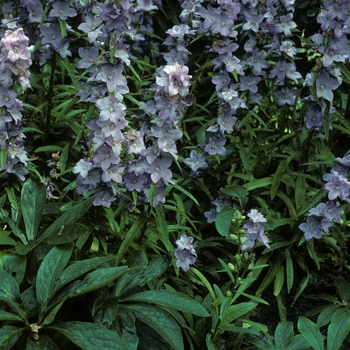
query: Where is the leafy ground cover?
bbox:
[0,0,350,349]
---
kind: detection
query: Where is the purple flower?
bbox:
[156,62,191,97]
[174,249,197,272]
[124,172,148,192]
[323,170,350,202]
[73,158,93,178]
[247,209,267,223]
[77,47,99,69]
[93,189,116,208]
[0,28,31,62]
[184,150,208,172]
[204,208,217,223]
[174,233,197,272]
[204,136,226,156]
[49,1,77,20]
[274,13,297,37]
[40,23,63,50]
[336,154,350,167]
[146,155,173,184]
[175,233,196,254]
[299,216,322,241]
[239,75,261,93]
[243,49,268,75]
[274,87,296,106]
[95,63,129,95]
[315,71,341,103]
[305,104,323,130]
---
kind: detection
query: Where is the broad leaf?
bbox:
[36,243,74,319]
[114,255,170,296]
[221,302,257,325]
[122,290,209,317]
[54,255,116,292]
[297,317,324,350]
[0,250,27,284]
[129,304,184,350]
[0,310,23,322]
[327,308,350,350]
[54,266,128,302]
[215,206,234,237]
[41,223,89,245]
[0,326,23,350]
[21,178,46,242]
[274,321,294,349]
[49,321,128,349]
[38,196,94,243]
[25,335,60,350]
[0,269,27,320]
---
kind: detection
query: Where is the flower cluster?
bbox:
[174,233,197,272]
[242,209,269,251]
[0,27,32,181]
[299,155,350,241]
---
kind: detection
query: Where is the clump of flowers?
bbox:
[241,209,269,251]
[174,233,197,272]
[0,27,32,181]
[299,156,350,241]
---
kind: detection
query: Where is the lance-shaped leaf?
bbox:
[0,326,23,350]
[54,255,116,293]
[129,304,184,350]
[220,301,257,326]
[121,290,209,317]
[53,266,128,303]
[36,243,74,319]
[37,196,94,243]
[48,321,128,349]
[297,317,324,350]
[0,269,27,321]
[21,178,46,242]
[41,223,89,245]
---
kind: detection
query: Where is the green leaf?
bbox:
[273,265,284,297]
[0,250,26,285]
[21,178,46,242]
[25,334,60,350]
[155,205,173,252]
[0,310,23,322]
[298,188,327,216]
[115,217,147,264]
[221,302,257,325]
[274,321,294,349]
[54,255,116,292]
[36,243,74,319]
[49,321,128,349]
[41,223,89,245]
[42,299,66,325]
[173,182,199,206]
[220,185,248,208]
[295,175,306,213]
[286,334,313,350]
[256,256,284,295]
[276,190,298,220]
[54,266,128,302]
[271,156,293,200]
[334,277,350,303]
[327,308,350,350]
[317,305,342,328]
[122,290,209,317]
[130,304,184,350]
[285,249,294,294]
[0,231,16,245]
[297,317,324,350]
[215,206,234,237]
[38,196,94,243]
[244,177,273,191]
[0,326,23,350]
[113,254,170,296]
[0,269,27,320]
